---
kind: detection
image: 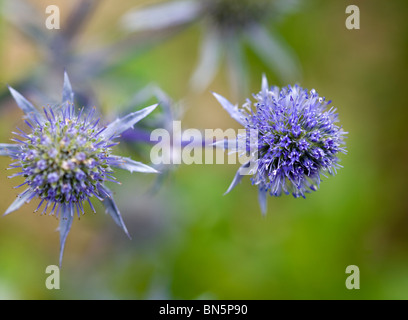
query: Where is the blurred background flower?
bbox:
[0,0,407,300]
[1,0,179,108]
[1,0,101,106]
[122,0,302,98]
[119,84,187,192]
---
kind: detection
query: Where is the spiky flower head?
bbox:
[213,75,347,214]
[1,72,158,265]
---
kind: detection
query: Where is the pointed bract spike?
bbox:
[258,187,268,216]
[4,189,34,216]
[212,92,245,126]
[62,71,74,104]
[69,202,74,217]
[111,156,158,174]
[59,208,73,267]
[211,139,237,150]
[103,104,158,139]
[224,169,243,195]
[8,86,44,122]
[98,185,131,239]
[97,185,111,198]
[0,143,20,156]
[153,87,171,110]
[27,191,37,203]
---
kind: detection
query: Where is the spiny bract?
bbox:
[1,72,159,265]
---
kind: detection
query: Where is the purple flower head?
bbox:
[1,72,159,265]
[75,169,86,181]
[213,75,347,215]
[41,135,51,145]
[298,139,310,152]
[279,135,291,149]
[61,183,72,194]
[77,136,87,146]
[33,175,43,187]
[75,152,86,161]
[48,148,58,158]
[36,159,47,171]
[47,172,59,184]
[309,130,321,142]
[291,124,302,138]
[62,160,76,171]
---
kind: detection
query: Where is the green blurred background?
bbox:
[0,0,407,299]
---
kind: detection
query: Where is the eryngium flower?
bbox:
[1,73,158,265]
[213,75,347,214]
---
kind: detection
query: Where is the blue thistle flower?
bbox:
[1,72,159,265]
[213,75,347,215]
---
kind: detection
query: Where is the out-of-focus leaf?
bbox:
[122,0,201,32]
[190,28,222,92]
[225,35,248,99]
[247,25,301,83]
